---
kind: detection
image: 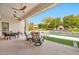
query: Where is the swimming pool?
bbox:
[50,31,79,38]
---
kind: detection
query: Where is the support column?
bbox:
[73,41,78,48]
[24,19,29,34]
[24,20,26,32]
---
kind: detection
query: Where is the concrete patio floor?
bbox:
[0,40,79,55]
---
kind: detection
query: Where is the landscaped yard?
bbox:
[70,28,79,32]
[44,36,79,48]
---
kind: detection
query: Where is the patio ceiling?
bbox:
[21,3,58,20]
[0,3,58,21]
[0,3,38,20]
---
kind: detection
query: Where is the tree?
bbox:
[63,15,79,29]
[42,17,54,25]
[29,22,38,31]
[41,17,55,29]
[38,24,48,29]
[41,17,62,30]
[48,18,62,29]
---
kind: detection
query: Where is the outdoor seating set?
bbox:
[2,31,44,46]
[24,31,44,46]
[2,31,20,40]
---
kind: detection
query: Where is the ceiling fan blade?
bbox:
[13,14,19,18]
[11,7,19,10]
[11,6,26,11]
[13,14,21,20]
[19,6,26,10]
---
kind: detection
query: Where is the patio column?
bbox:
[73,41,78,48]
[24,19,29,34]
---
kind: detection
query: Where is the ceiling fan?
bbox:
[13,14,19,18]
[13,14,22,20]
[12,4,26,20]
[11,4,27,11]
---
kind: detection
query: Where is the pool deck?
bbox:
[0,40,79,55]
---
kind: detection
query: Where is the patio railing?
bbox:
[45,34,79,48]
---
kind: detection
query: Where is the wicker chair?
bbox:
[31,32,44,46]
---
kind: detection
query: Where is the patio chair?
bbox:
[2,32,11,40]
[31,32,44,46]
[24,31,32,41]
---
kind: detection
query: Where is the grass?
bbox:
[70,28,79,32]
[44,36,79,48]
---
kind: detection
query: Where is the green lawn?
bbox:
[70,28,79,32]
[44,36,79,48]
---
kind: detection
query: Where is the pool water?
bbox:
[50,31,79,38]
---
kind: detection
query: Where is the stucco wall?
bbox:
[0,18,25,36]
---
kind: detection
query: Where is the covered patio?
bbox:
[0,3,58,36]
[0,3,79,55]
[0,40,79,55]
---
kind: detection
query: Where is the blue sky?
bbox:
[29,3,79,24]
